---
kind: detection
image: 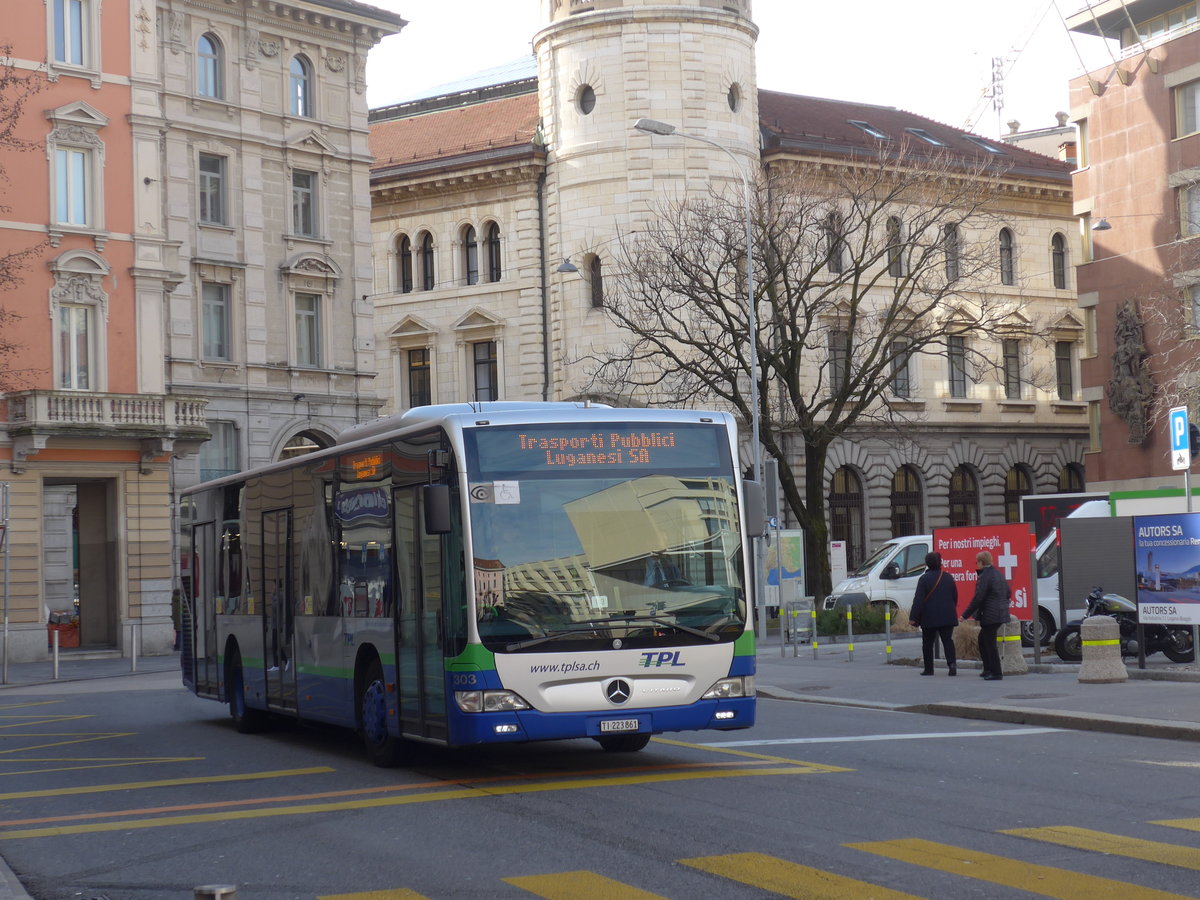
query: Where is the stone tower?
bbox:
[533,0,760,398]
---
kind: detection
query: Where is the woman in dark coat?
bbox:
[961,550,1012,681]
[909,551,959,676]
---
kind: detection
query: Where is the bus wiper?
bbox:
[574,613,722,643]
[504,614,722,652]
[505,628,594,653]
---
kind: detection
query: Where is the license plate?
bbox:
[600,718,640,733]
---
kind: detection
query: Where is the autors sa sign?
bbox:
[931,523,1036,622]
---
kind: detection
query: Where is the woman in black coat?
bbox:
[909,551,959,676]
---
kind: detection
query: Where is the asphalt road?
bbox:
[2,672,1200,899]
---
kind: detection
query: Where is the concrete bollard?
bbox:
[999,615,1028,675]
[1078,614,1127,684]
[194,887,237,900]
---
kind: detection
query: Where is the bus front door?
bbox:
[394,487,447,741]
[262,508,297,713]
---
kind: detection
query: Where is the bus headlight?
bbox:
[702,676,755,700]
[455,690,532,713]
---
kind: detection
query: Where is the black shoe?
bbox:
[920,670,934,676]
[983,674,1003,681]
[948,665,957,676]
[979,671,989,678]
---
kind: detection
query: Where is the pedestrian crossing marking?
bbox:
[504,870,666,899]
[1004,825,1200,871]
[318,891,428,900]
[680,851,922,899]
[848,837,1187,899]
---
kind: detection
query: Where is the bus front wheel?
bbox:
[226,646,267,734]
[359,658,404,768]
[595,733,651,752]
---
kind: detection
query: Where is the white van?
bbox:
[823,500,1110,644]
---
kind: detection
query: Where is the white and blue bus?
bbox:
[181,402,760,765]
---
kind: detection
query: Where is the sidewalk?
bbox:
[756,633,1200,742]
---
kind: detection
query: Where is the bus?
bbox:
[180,402,761,765]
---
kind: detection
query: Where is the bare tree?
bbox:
[0,47,45,391]
[583,143,1057,596]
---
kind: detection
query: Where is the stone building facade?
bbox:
[0,0,402,663]
[368,0,1089,572]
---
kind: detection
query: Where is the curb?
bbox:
[756,684,1200,743]
[904,701,1200,743]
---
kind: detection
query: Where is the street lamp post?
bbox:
[632,117,767,637]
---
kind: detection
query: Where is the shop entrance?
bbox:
[43,481,118,649]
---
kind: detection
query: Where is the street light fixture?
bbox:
[631,118,762,488]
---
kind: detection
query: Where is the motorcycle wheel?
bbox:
[1054,626,1083,662]
[1162,627,1196,664]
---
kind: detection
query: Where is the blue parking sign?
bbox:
[1170,406,1190,470]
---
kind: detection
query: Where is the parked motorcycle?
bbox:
[1054,586,1196,663]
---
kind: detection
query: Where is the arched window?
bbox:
[948,465,979,527]
[1051,232,1067,289]
[486,222,502,282]
[890,465,924,536]
[197,33,223,99]
[589,255,604,308]
[462,225,478,286]
[829,466,865,570]
[943,222,961,282]
[418,232,435,291]
[1004,465,1033,523]
[1058,463,1085,493]
[886,215,904,277]
[397,235,413,294]
[999,227,1015,285]
[289,55,313,117]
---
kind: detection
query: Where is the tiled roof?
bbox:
[369,92,540,173]
[758,90,1073,181]
[368,85,1071,184]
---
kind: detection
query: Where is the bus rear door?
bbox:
[393,486,447,741]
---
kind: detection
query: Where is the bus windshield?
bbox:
[465,423,746,653]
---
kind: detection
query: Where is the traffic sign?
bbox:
[1170,406,1191,471]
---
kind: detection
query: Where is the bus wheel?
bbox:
[359,659,403,768]
[595,733,651,753]
[227,646,267,734]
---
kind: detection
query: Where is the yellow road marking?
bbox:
[0,759,202,777]
[0,762,771,827]
[0,765,818,840]
[504,871,666,899]
[319,891,428,900]
[1005,825,1200,871]
[0,715,93,729]
[1153,818,1200,833]
[0,701,65,711]
[0,734,136,754]
[649,736,853,770]
[681,851,923,899]
[849,838,1188,899]
[0,767,335,802]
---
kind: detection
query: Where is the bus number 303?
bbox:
[452,674,479,686]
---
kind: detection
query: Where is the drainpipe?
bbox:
[537,170,551,401]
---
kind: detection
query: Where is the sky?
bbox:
[364,0,1115,140]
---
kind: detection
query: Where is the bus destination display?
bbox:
[469,423,728,475]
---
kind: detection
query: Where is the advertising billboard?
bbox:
[932,523,1036,622]
[1133,512,1200,625]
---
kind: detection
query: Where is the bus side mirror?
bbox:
[423,484,451,535]
[742,480,767,537]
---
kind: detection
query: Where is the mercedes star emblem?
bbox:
[605,678,632,704]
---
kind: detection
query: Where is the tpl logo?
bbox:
[638,651,685,668]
